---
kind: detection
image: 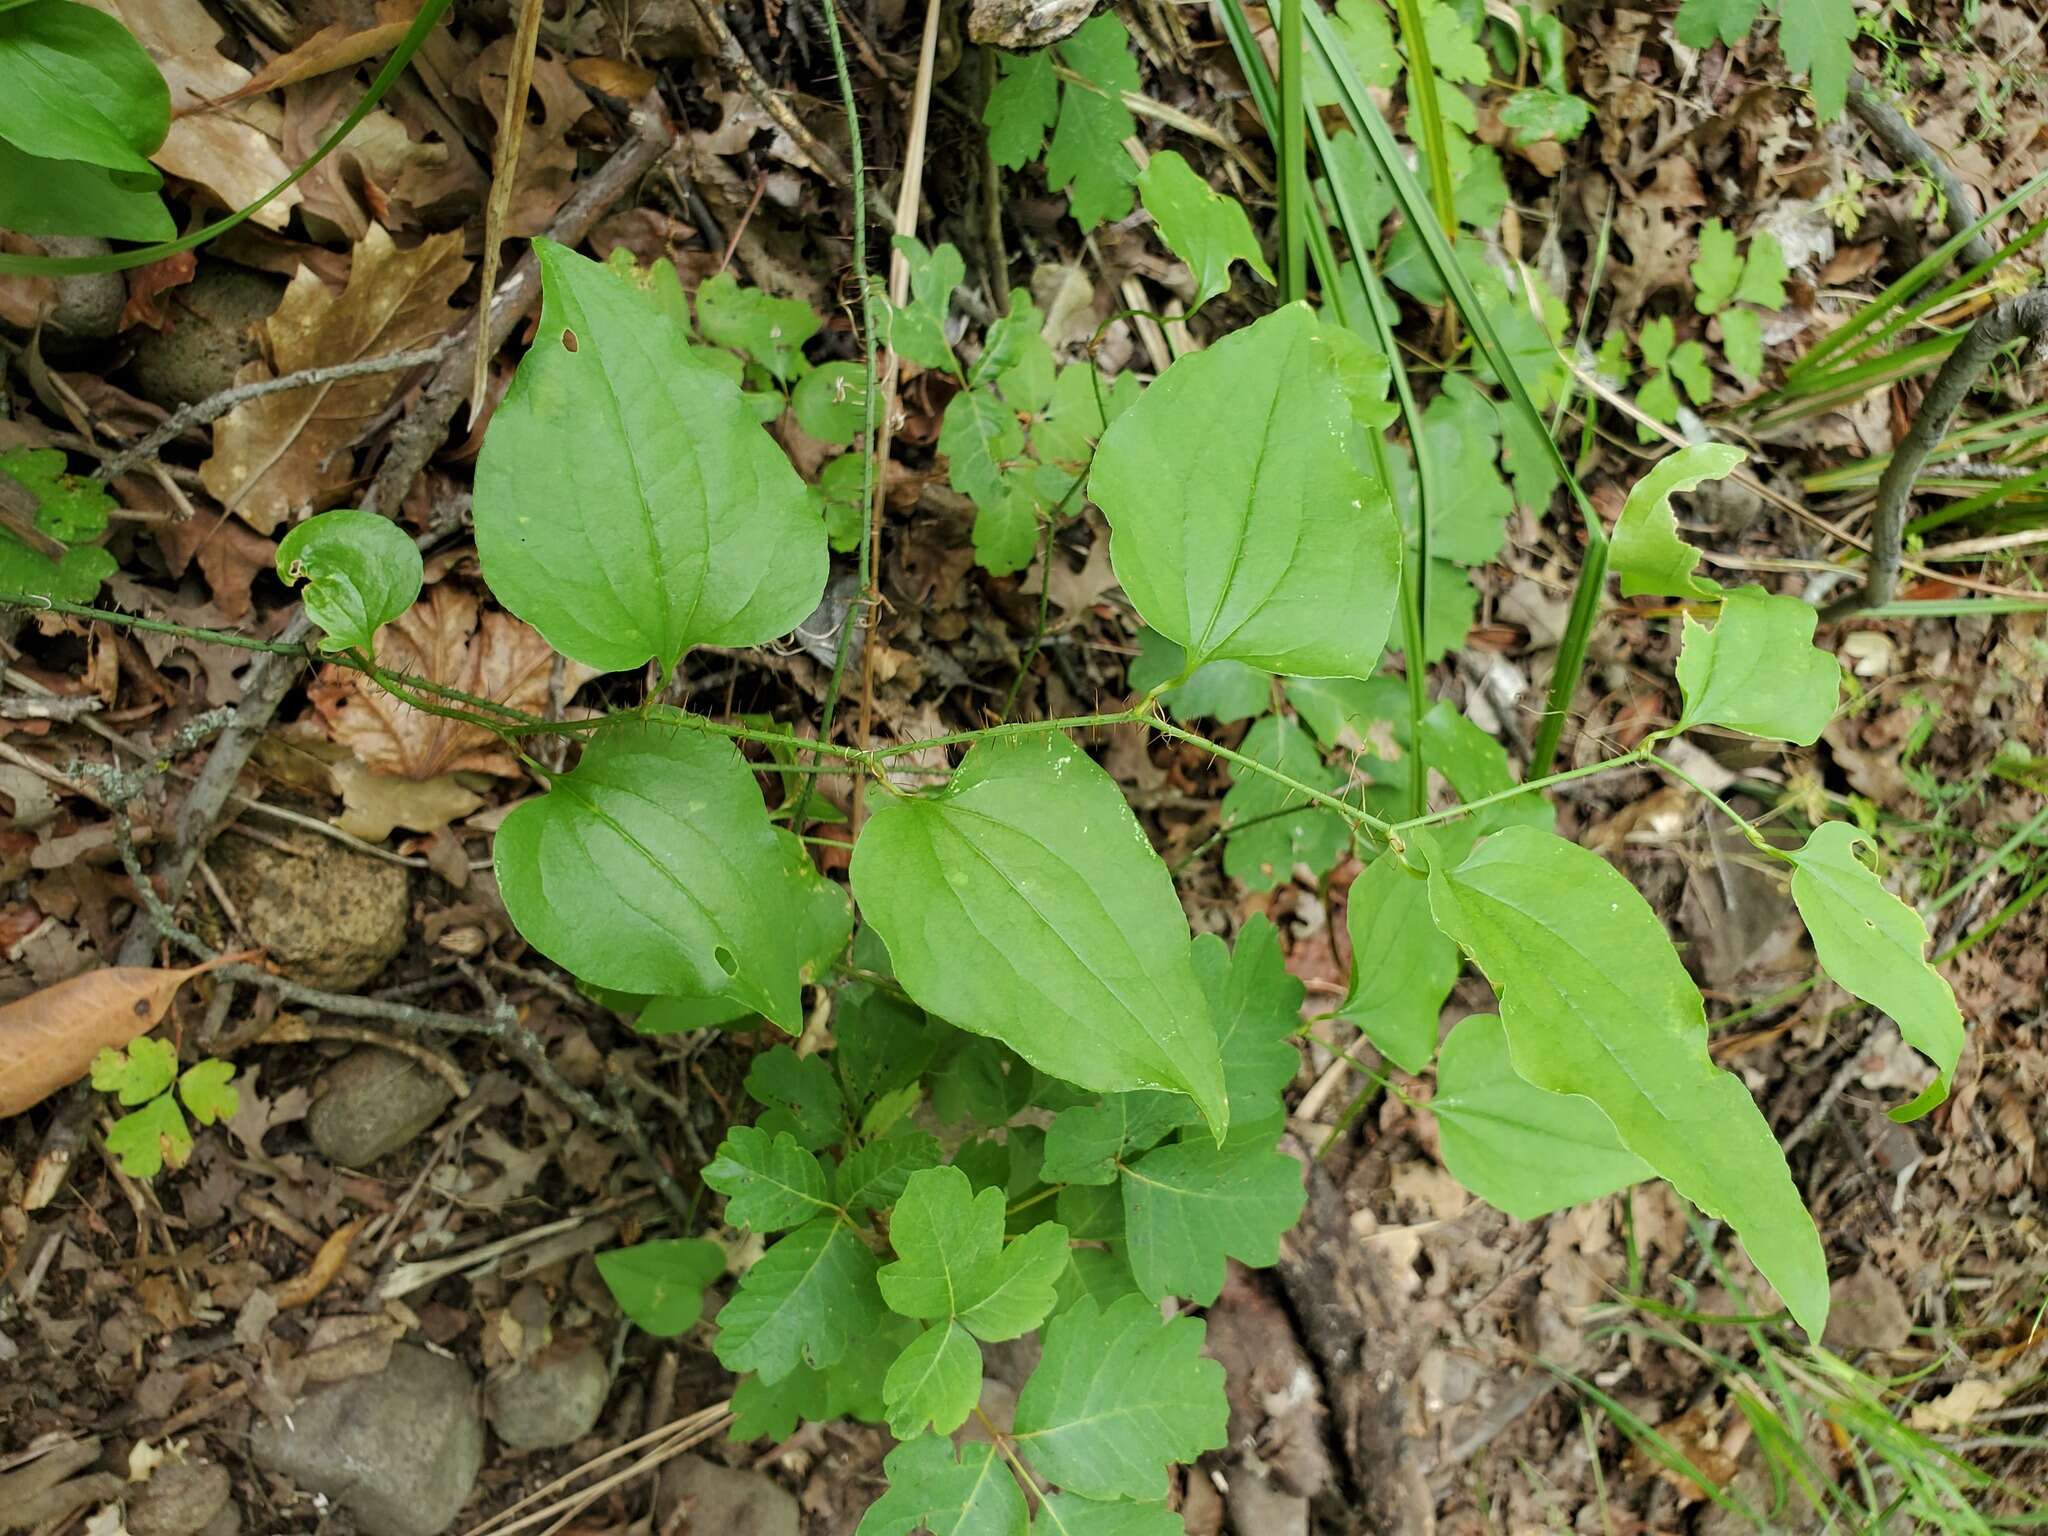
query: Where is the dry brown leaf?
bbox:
[0,953,246,1115]
[147,501,278,620]
[463,40,591,236]
[90,0,302,229]
[271,1217,366,1309]
[199,226,469,531]
[120,251,198,332]
[223,15,416,104]
[570,56,657,101]
[313,584,597,779]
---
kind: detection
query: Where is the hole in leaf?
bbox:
[713,945,738,976]
[560,328,579,353]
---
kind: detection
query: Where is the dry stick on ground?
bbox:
[851,0,946,802]
[1846,78,1997,272]
[470,0,548,425]
[1824,287,2048,617]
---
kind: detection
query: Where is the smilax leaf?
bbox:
[276,509,423,654]
[474,240,824,677]
[1427,827,1828,1337]
[1090,303,1401,680]
[1676,587,1839,745]
[851,732,1228,1138]
[596,1238,726,1336]
[494,721,821,1032]
[1433,1013,1649,1219]
[1786,824,1964,1122]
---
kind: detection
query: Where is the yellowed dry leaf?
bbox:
[224,17,416,103]
[89,0,301,229]
[0,953,247,1116]
[315,584,598,780]
[199,226,469,531]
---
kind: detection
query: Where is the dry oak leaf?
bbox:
[314,583,599,780]
[200,226,469,532]
[0,953,247,1116]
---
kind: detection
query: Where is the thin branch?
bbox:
[1846,78,1997,273]
[97,344,454,484]
[1825,286,2048,617]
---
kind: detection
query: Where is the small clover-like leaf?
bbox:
[91,1034,177,1105]
[596,1238,727,1336]
[882,236,964,374]
[1676,587,1839,744]
[704,1126,835,1232]
[1735,231,1789,308]
[1719,306,1765,382]
[177,1059,238,1125]
[1136,150,1273,312]
[1498,87,1591,144]
[276,509,423,654]
[1786,824,1964,1121]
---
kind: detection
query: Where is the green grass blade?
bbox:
[1391,0,1455,239]
[1279,0,1308,301]
[1294,0,1602,775]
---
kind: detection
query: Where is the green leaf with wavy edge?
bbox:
[1787,824,1964,1122]
[596,1238,726,1336]
[1425,825,1828,1337]
[882,235,963,373]
[1736,232,1788,307]
[474,241,824,677]
[1676,586,1839,744]
[1777,0,1856,119]
[1122,1131,1306,1305]
[1692,219,1743,314]
[878,1166,1067,1340]
[695,268,820,383]
[1012,1294,1227,1501]
[882,1319,983,1437]
[1,446,112,542]
[745,1046,845,1149]
[0,536,113,603]
[1196,916,1304,1136]
[0,0,168,174]
[1137,149,1273,312]
[276,509,422,654]
[1036,1496,1185,1536]
[1609,442,1744,600]
[1221,715,1349,892]
[703,1126,834,1232]
[1433,1013,1650,1218]
[1343,851,1459,1072]
[1090,302,1401,680]
[714,1215,884,1382]
[1675,0,1758,48]
[851,731,1228,1138]
[856,1436,1027,1536]
[1045,14,1140,230]
[1043,1094,1191,1185]
[493,722,816,1031]
[983,48,1057,170]
[836,1131,943,1216]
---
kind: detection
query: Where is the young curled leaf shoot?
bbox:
[275,509,423,654]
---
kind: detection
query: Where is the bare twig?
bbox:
[1846,78,1996,273]
[471,0,548,426]
[96,345,454,484]
[1825,286,2048,617]
[253,1014,472,1099]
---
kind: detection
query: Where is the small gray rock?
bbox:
[249,1343,483,1536]
[486,1342,609,1450]
[196,1504,241,1536]
[211,834,408,990]
[1223,1466,1309,1536]
[308,1049,454,1168]
[128,264,283,407]
[36,237,127,345]
[129,1460,231,1536]
[1823,1263,1913,1354]
[656,1455,798,1536]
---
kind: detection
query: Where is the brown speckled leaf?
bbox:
[199,226,468,532]
[312,584,599,780]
